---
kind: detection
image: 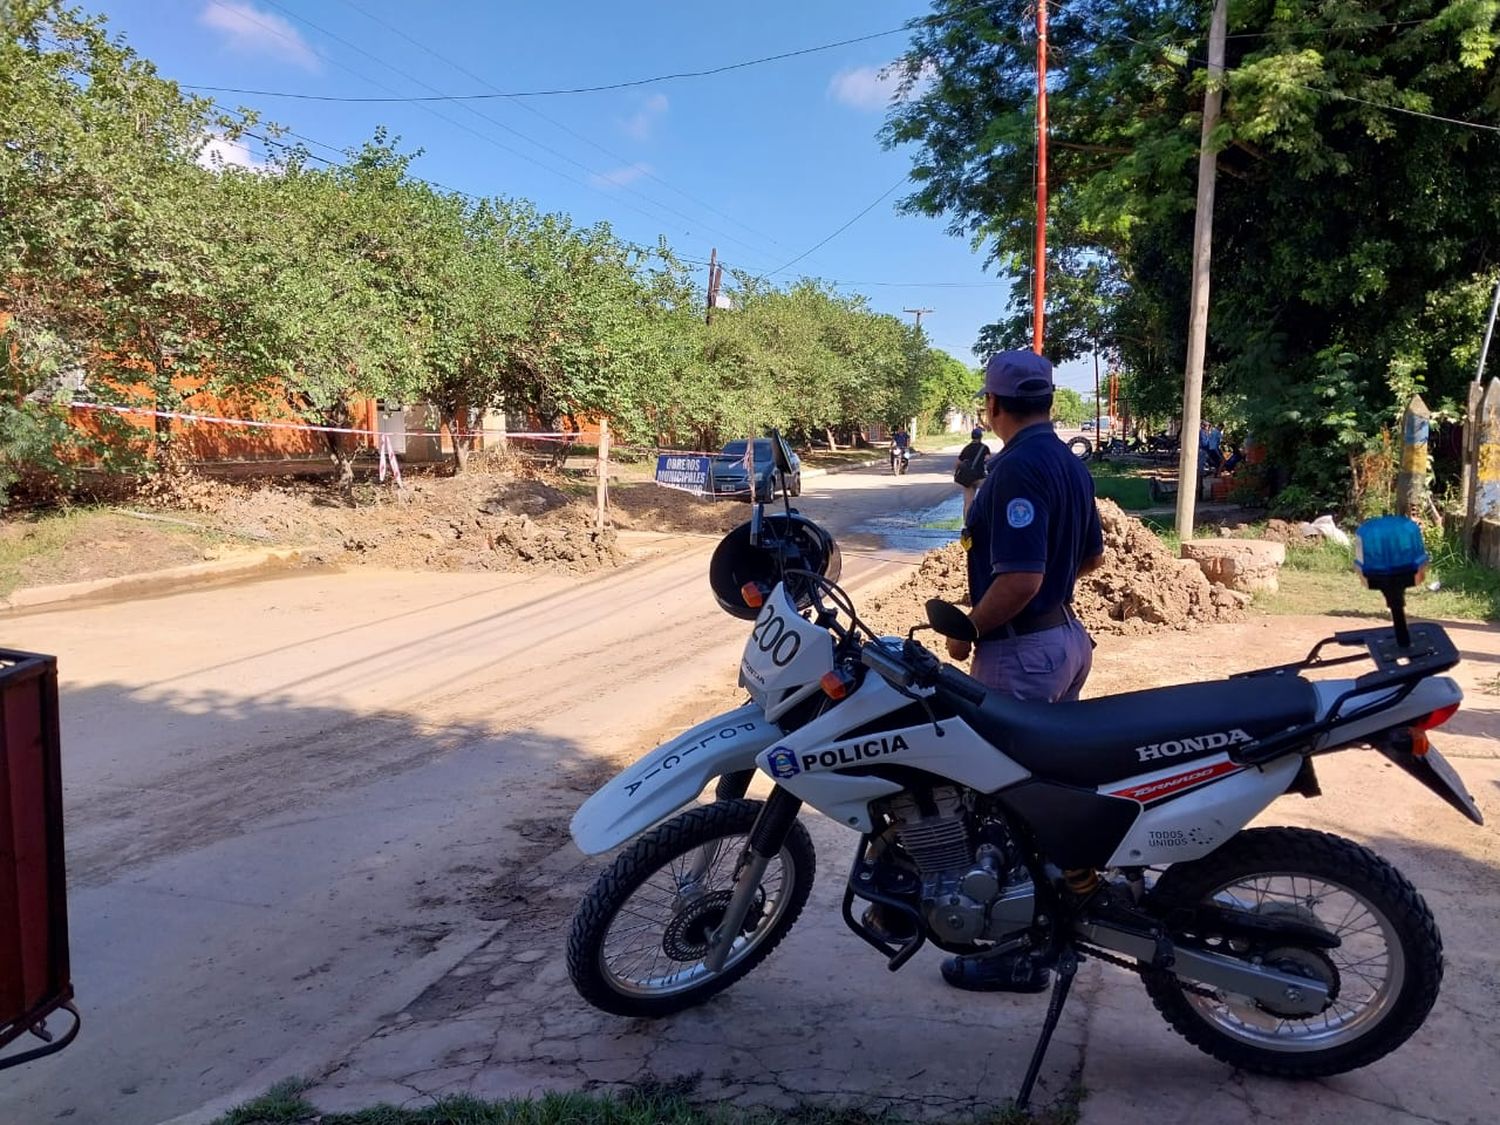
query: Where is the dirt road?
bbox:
[0,458,960,1125]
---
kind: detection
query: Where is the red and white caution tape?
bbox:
[377,433,404,486]
[66,401,579,442]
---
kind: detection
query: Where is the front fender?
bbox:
[570,702,779,854]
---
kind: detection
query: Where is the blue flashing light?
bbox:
[1354,516,1429,581]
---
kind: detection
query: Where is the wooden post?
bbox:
[1174,0,1229,543]
[1395,394,1431,519]
[1460,380,1481,540]
[595,419,609,530]
[1469,380,1500,560]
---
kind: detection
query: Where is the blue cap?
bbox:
[971,427,984,439]
[983,350,1054,397]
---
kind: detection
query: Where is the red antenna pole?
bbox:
[1033,0,1048,355]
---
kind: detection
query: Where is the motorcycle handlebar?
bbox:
[859,642,915,688]
[859,640,988,706]
[935,664,987,706]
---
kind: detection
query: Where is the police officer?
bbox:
[941,349,1104,993]
[949,350,1102,701]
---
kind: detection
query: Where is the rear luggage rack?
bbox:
[1228,624,1460,766]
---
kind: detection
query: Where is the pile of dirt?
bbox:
[138,468,624,575]
[127,461,761,577]
[863,499,1248,637]
[1254,518,1322,546]
[609,482,747,536]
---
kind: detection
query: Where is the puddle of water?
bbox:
[852,495,964,552]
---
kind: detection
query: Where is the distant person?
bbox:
[953,426,990,517]
[891,426,911,473]
[1206,421,1223,471]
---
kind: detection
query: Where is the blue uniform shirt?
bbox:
[964,421,1103,634]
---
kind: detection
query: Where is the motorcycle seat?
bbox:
[955,675,1318,787]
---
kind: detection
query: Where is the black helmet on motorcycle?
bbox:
[708,513,842,620]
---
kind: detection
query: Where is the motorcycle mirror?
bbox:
[925,599,977,642]
[768,427,795,475]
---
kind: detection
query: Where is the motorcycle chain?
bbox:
[1075,942,1219,999]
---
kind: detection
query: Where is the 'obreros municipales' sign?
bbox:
[654,454,712,496]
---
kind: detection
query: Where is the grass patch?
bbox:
[1087,462,1157,511]
[1259,538,1500,622]
[923,516,965,531]
[210,1081,1082,1125]
[800,448,884,470]
[0,508,91,595]
[1088,475,1153,511]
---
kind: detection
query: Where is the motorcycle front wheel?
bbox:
[1144,827,1443,1078]
[567,798,815,1018]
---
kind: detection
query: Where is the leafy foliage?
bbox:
[885,0,1500,507]
[2,1,968,498]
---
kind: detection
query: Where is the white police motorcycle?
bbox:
[567,434,1482,1108]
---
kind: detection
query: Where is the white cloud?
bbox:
[196,134,267,172]
[590,162,652,189]
[829,60,936,111]
[622,93,669,140]
[199,1,320,71]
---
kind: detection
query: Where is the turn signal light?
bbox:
[820,670,853,700]
[741,582,767,609]
[1413,703,1459,731]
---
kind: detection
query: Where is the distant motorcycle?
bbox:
[566,432,1483,1109]
[890,446,911,475]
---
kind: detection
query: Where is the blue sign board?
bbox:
[654,454,713,496]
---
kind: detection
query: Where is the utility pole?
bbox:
[903,307,934,328]
[1174,0,1228,542]
[705,248,722,325]
[1093,346,1102,436]
[1032,0,1048,355]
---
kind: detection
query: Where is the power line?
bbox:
[219,110,757,276]
[828,279,1006,288]
[244,0,780,266]
[178,2,1003,103]
[761,179,909,278]
[198,4,774,268]
[329,0,788,254]
[1094,14,1500,136]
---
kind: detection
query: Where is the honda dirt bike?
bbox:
[566,436,1483,1109]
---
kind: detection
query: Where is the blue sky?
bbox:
[91,0,1098,394]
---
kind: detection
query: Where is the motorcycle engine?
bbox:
[877,788,1035,945]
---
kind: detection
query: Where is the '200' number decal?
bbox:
[751,608,802,668]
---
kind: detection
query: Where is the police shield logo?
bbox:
[766,746,801,780]
[1007,498,1035,528]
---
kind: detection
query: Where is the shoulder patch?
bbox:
[1006,497,1036,529]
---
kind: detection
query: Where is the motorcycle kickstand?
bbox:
[1014,946,1079,1113]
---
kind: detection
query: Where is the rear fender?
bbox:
[569,703,778,854]
[1313,676,1463,749]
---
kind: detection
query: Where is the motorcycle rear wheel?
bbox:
[567,798,815,1018]
[1143,827,1443,1078]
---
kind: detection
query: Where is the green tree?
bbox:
[208,139,428,484]
[1052,386,1088,427]
[1,0,253,469]
[887,0,1500,505]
